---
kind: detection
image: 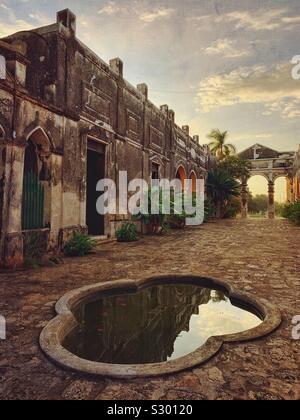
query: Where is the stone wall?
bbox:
[0,9,208,268]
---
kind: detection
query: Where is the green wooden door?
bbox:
[22,172,45,230]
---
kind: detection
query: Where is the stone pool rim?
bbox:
[39,275,282,379]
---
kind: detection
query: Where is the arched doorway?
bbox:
[22,128,52,230]
[247,175,269,218]
[176,165,187,190]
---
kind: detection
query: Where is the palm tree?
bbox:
[207,129,236,160]
[206,168,241,218]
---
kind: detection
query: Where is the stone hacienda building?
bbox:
[0,9,210,268]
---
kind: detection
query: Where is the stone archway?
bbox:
[189,170,197,193]
[246,174,270,219]
[239,144,295,219]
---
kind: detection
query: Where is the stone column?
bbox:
[268,181,275,219]
[241,180,248,219]
[48,154,63,250]
[289,177,294,202]
[286,177,292,202]
[2,144,25,268]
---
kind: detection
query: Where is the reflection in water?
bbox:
[63,284,262,364]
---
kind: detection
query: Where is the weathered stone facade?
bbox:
[0,9,209,268]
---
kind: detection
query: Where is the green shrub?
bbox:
[223,197,242,219]
[281,201,300,226]
[204,199,215,222]
[64,232,97,257]
[281,202,294,219]
[116,223,138,242]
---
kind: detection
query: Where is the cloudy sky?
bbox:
[0,0,299,198]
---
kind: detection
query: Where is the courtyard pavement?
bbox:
[0,219,299,400]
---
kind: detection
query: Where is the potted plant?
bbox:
[116,222,138,242]
[133,188,170,235]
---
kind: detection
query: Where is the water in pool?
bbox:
[63,283,262,364]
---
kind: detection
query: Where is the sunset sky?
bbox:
[1,0,299,200]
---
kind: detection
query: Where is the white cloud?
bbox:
[282,16,300,24]
[225,9,286,31]
[139,7,174,23]
[203,38,251,58]
[0,3,48,37]
[189,8,300,32]
[231,133,273,142]
[0,20,34,37]
[197,62,300,119]
[98,1,120,16]
[0,4,10,11]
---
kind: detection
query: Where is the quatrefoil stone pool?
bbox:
[40,275,281,378]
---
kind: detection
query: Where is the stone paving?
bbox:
[0,219,299,400]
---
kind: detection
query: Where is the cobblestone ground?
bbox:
[0,219,299,400]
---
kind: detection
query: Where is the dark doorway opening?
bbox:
[86,141,106,236]
[151,162,160,180]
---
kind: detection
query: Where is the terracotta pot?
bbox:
[145,223,162,235]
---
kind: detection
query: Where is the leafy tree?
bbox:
[218,155,251,179]
[207,129,236,161]
[248,194,268,214]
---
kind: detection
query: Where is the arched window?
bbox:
[22,127,52,231]
[189,171,197,193]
